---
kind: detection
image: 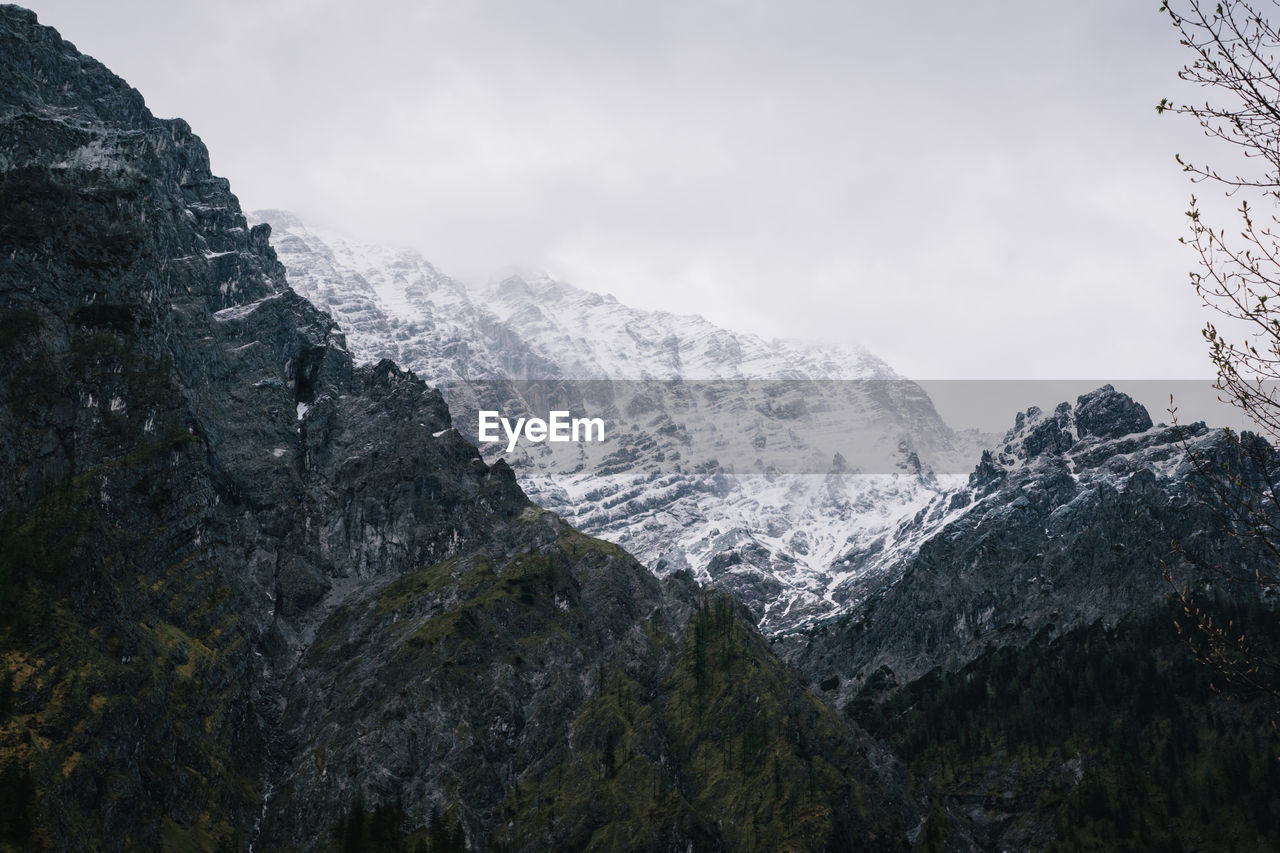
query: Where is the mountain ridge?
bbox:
[0,8,921,849]
[7,6,1280,850]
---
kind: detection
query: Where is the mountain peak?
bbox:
[1074,383,1153,439]
[0,4,35,26]
[261,213,893,382]
[997,385,1154,466]
[1,4,150,129]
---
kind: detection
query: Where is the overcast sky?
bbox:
[22,1,1224,381]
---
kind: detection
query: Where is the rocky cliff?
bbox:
[786,385,1275,705]
[768,386,1280,849]
[0,7,919,850]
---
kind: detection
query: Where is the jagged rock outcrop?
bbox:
[785,385,1276,707]
[803,390,1280,850]
[0,7,920,850]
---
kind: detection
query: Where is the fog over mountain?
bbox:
[18,0,1218,382]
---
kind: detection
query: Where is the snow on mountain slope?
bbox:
[253,211,991,631]
[255,210,897,385]
[485,271,896,381]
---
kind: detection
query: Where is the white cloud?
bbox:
[23,0,1220,379]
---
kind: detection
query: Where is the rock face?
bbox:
[256,213,994,633]
[0,7,916,850]
[784,385,1275,707]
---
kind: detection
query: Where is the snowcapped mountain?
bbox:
[787,384,1264,701]
[484,270,897,381]
[253,209,530,381]
[253,211,992,631]
[257,209,896,383]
